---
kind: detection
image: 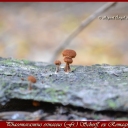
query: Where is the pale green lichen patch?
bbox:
[107,99,117,109]
[22,59,31,65]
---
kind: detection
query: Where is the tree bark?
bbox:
[0,57,128,112]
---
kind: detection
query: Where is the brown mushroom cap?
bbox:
[28,75,37,83]
[54,60,61,65]
[62,49,76,58]
[64,57,73,64]
[32,101,40,107]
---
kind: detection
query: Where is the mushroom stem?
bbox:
[28,82,32,90]
[56,65,59,72]
[64,62,70,72]
[67,64,71,72]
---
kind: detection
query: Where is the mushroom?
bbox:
[32,101,40,107]
[62,49,76,58]
[54,60,61,73]
[62,49,76,72]
[27,75,37,90]
[64,57,73,72]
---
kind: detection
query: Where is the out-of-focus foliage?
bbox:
[0,2,128,65]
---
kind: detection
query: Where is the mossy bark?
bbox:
[0,57,128,111]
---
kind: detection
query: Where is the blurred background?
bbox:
[0,2,128,65]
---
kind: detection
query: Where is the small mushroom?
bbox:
[64,57,73,72]
[32,101,40,107]
[27,75,37,90]
[62,49,76,72]
[54,60,61,73]
[62,49,76,58]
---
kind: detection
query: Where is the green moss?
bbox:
[115,117,128,120]
[45,65,56,72]
[1,59,22,67]
[45,87,67,103]
[0,82,6,87]
[13,59,23,64]
[71,66,78,71]
[57,90,66,96]
[1,60,13,66]
[22,59,30,65]
[107,99,117,109]
[45,88,58,102]
[93,115,100,120]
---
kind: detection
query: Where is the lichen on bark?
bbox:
[0,57,128,111]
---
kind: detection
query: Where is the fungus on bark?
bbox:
[64,57,73,72]
[62,49,76,72]
[32,101,40,107]
[27,75,37,90]
[62,49,76,58]
[54,60,61,73]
